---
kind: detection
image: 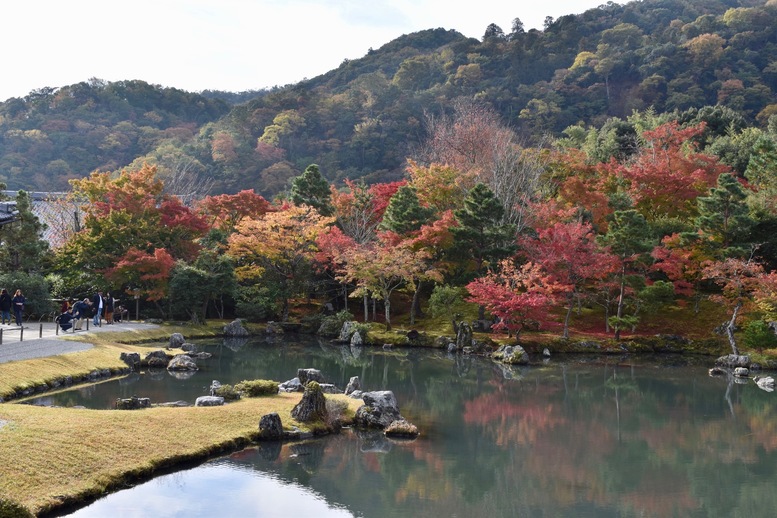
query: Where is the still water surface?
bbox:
[31,335,777,518]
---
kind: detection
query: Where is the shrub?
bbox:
[235,379,279,397]
[213,384,241,401]
[743,319,777,350]
[317,310,354,337]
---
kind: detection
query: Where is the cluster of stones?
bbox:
[271,367,419,439]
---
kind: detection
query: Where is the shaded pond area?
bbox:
[26,335,777,517]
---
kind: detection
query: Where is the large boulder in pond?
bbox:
[291,381,329,423]
[259,412,284,439]
[492,344,529,365]
[354,390,402,429]
[167,354,198,371]
[169,333,185,348]
[224,319,249,337]
[455,321,473,350]
[144,350,171,368]
[298,368,325,386]
[119,352,141,370]
[338,321,359,343]
[715,354,751,369]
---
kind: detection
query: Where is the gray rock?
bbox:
[543,348,551,357]
[224,319,249,337]
[456,321,473,350]
[259,412,284,439]
[348,390,364,399]
[338,321,359,342]
[181,342,197,352]
[319,383,340,394]
[734,367,750,378]
[492,344,529,365]
[116,396,151,410]
[345,376,361,395]
[354,390,402,429]
[169,333,185,348]
[167,354,198,371]
[279,377,303,393]
[716,354,751,369]
[145,350,170,368]
[195,396,225,407]
[298,368,325,386]
[350,331,363,346]
[210,380,222,396]
[291,382,328,423]
[120,352,141,370]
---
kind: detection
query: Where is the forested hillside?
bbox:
[0,0,776,197]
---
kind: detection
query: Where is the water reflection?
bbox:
[35,337,777,517]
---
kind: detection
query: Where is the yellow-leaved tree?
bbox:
[227,204,334,321]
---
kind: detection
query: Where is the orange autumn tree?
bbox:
[56,164,208,297]
[196,189,273,232]
[227,204,334,321]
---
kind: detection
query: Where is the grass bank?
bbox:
[0,393,360,516]
[0,321,362,516]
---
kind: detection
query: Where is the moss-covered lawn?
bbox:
[0,323,360,516]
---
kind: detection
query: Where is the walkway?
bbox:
[0,320,159,364]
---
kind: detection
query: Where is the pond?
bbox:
[29,335,777,517]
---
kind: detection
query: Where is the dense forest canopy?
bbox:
[0,0,775,198]
[3,0,777,354]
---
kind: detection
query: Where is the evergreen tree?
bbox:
[379,185,433,235]
[696,173,753,257]
[451,183,516,319]
[452,183,516,275]
[0,190,50,273]
[598,209,654,339]
[290,164,333,216]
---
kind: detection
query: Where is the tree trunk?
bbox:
[614,265,626,340]
[410,279,423,325]
[563,295,574,339]
[363,293,368,322]
[384,297,392,331]
[726,302,742,356]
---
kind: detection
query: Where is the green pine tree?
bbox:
[290,164,333,216]
[379,185,433,235]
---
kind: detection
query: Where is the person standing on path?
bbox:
[92,290,104,326]
[0,289,11,325]
[105,292,114,324]
[12,289,25,326]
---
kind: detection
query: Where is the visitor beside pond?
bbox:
[12,289,25,326]
[105,292,114,324]
[92,290,104,326]
[56,309,74,332]
[0,288,11,325]
[72,298,90,330]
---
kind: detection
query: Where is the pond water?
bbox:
[31,336,777,517]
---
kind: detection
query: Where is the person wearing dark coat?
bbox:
[12,289,25,326]
[72,298,90,331]
[0,288,11,325]
[92,291,104,326]
[56,309,74,332]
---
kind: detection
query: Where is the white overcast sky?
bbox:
[1,0,612,102]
